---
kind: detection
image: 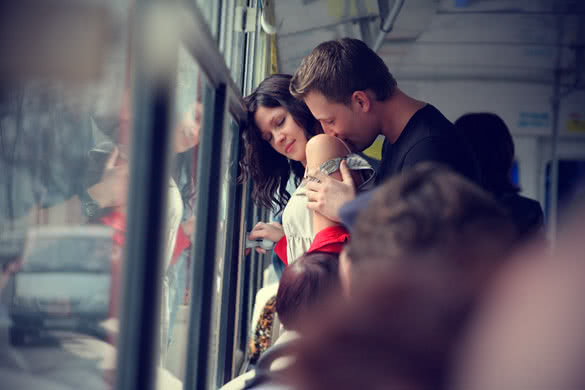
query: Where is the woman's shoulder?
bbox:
[305,134,351,170]
[305,134,349,156]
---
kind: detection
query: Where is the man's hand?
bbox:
[87,147,129,208]
[246,221,285,255]
[306,160,356,222]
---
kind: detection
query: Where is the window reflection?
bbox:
[164,46,204,380]
[0,8,129,390]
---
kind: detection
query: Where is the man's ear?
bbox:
[351,90,371,113]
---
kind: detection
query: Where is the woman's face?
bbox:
[254,105,308,166]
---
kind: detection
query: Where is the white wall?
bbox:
[274,0,585,204]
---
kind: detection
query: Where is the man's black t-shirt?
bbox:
[378,104,481,184]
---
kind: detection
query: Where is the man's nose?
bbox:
[323,126,337,137]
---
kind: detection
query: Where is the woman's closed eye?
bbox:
[275,116,285,128]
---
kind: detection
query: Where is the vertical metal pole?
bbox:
[372,0,405,52]
[232,181,251,377]
[184,83,227,390]
[216,122,242,387]
[115,3,178,390]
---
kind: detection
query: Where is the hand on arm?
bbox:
[306,160,356,224]
[305,134,357,228]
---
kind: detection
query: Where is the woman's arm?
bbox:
[305,134,361,233]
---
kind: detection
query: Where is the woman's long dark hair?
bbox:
[240,74,321,212]
[455,113,519,196]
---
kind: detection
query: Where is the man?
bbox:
[289,37,480,221]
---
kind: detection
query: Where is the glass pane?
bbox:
[231,27,246,89]
[545,159,585,223]
[164,46,205,381]
[0,3,130,390]
[207,113,238,388]
[196,0,220,39]
[221,0,246,89]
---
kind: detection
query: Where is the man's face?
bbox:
[304,91,378,152]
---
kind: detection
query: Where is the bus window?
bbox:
[196,0,221,39]
[0,2,132,389]
[163,45,205,380]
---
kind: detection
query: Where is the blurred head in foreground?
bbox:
[276,251,340,331]
[454,202,585,390]
[341,163,518,296]
[285,263,480,390]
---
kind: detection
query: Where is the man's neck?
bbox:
[378,89,426,143]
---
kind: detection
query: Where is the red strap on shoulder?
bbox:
[307,226,350,255]
[274,236,288,266]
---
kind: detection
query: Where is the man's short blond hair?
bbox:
[290,38,397,104]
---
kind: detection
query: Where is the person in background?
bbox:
[455,112,544,242]
[249,251,340,363]
[223,251,340,390]
[275,251,340,331]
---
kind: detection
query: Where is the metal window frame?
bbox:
[219,0,236,64]
[181,2,246,123]
[215,117,244,387]
[115,1,253,390]
[184,81,227,390]
[232,181,252,377]
[114,3,179,390]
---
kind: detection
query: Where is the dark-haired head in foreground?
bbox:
[276,251,340,331]
[286,264,477,390]
[341,163,518,294]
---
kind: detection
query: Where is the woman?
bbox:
[454,113,543,242]
[240,74,374,266]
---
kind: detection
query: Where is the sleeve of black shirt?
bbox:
[402,136,479,182]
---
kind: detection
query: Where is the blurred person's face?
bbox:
[174,102,202,153]
[454,240,585,390]
[304,91,378,152]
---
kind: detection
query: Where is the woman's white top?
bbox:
[281,145,375,265]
